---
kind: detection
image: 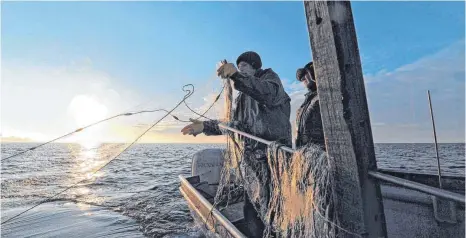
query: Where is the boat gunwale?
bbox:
[179,175,246,238]
[378,168,465,179]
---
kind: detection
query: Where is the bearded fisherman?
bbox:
[295,61,325,149]
[181,51,292,237]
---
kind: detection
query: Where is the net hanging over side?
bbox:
[213,133,353,238]
[212,78,245,209]
[211,77,337,237]
[264,142,339,238]
[208,72,353,237]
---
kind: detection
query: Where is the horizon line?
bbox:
[1,141,465,144]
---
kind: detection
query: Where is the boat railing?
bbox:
[218,123,465,204]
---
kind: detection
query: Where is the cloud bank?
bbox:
[2,40,464,143]
[365,39,465,143]
[285,39,465,143]
[1,59,227,143]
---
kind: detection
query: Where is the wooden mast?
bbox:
[304,1,387,237]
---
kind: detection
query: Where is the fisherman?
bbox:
[295,61,325,149]
[181,51,292,237]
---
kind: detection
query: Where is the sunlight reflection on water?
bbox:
[2,143,462,237]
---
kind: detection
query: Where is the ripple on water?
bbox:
[1,143,463,237]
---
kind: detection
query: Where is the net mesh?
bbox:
[206,78,349,238]
[264,142,338,238]
[212,78,245,210]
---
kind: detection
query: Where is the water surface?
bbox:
[1,143,464,237]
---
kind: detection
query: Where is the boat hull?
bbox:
[179,175,247,238]
[180,149,465,238]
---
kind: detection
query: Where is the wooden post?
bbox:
[304,1,387,237]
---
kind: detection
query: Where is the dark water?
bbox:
[374,143,465,176]
[1,143,464,237]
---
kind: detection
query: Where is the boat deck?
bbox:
[180,169,465,238]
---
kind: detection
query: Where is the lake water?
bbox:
[1,143,464,237]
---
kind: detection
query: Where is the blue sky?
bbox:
[2,1,465,143]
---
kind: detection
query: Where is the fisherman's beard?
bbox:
[307,82,315,91]
[304,79,316,91]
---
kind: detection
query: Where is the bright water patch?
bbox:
[1,143,464,237]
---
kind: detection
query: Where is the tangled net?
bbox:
[209,77,355,238]
[264,142,338,237]
[212,78,245,210]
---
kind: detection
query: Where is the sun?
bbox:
[68,95,109,147]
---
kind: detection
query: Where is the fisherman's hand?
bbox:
[217,63,238,79]
[181,118,204,137]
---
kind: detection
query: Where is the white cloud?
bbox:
[3,39,464,144]
[284,39,465,143]
[365,39,465,142]
[1,59,229,142]
[136,39,465,143]
[1,60,142,141]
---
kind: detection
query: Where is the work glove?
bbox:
[181,118,204,137]
[217,62,238,79]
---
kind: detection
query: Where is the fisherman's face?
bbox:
[301,73,315,90]
[238,62,256,77]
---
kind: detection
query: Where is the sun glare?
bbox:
[68,95,109,147]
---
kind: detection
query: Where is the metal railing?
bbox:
[218,123,465,204]
[368,171,464,203]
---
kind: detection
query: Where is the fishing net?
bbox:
[213,133,342,238]
[264,142,338,238]
[206,74,345,238]
[212,78,245,209]
[211,77,273,238]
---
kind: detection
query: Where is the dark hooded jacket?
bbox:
[295,90,325,149]
[203,68,292,153]
[202,68,292,222]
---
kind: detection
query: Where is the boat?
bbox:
[179,1,465,237]
[179,147,465,238]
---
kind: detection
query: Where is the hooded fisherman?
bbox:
[181,51,292,237]
[295,61,325,149]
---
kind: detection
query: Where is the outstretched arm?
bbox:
[203,120,243,136]
[202,120,223,136]
[230,71,282,107]
[181,119,224,136]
